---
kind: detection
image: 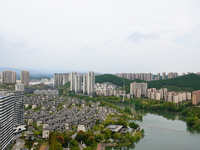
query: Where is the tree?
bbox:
[83,132,92,144]
[34,131,40,137]
[115,119,127,127]
[75,130,85,142]
[129,122,139,129]
[69,140,79,147]
[69,140,79,150]
[186,117,198,127]
[86,136,95,146]
[49,133,63,150]
[57,136,65,145]
[95,133,104,142]
[113,132,121,140]
[163,101,176,111]
[101,129,111,140]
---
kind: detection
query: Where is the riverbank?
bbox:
[106,111,200,150]
[129,98,200,131]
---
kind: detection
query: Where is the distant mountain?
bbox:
[0,66,55,79]
[95,73,200,92]
[0,67,22,73]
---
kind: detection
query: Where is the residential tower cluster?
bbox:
[116,72,200,81]
[130,82,192,103]
[54,71,95,95]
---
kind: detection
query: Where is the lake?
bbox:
[106,109,200,150]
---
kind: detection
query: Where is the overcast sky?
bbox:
[0,0,200,74]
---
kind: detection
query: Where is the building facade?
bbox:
[1,70,16,84]
[70,72,77,91]
[87,72,95,95]
[15,83,25,91]
[192,90,200,105]
[130,82,148,97]
[0,95,15,150]
[13,95,24,127]
[0,93,24,150]
[82,75,87,94]
[20,71,30,86]
[75,74,83,93]
[63,73,70,85]
[54,73,63,86]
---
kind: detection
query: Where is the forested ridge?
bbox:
[95,73,200,92]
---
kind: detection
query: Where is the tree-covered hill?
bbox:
[95,74,144,87]
[148,73,200,92]
[95,73,200,92]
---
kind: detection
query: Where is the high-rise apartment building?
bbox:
[54,73,63,86]
[83,75,88,94]
[162,72,166,80]
[116,72,181,81]
[147,73,152,81]
[130,82,148,96]
[192,90,200,105]
[70,72,77,91]
[1,70,16,84]
[168,72,173,79]
[157,73,160,80]
[63,73,70,85]
[53,73,70,86]
[0,93,24,150]
[168,72,178,79]
[0,94,14,150]
[55,71,95,95]
[13,95,24,127]
[87,72,95,95]
[75,74,82,93]
[20,71,30,86]
[174,72,178,78]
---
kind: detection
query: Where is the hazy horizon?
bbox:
[0,0,200,73]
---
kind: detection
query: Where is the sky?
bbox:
[0,0,200,74]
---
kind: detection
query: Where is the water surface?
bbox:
[106,110,200,150]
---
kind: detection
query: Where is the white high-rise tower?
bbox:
[87,71,95,95]
[82,74,88,94]
[70,72,77,91]
[75,74,82,93]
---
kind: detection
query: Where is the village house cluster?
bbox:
[95,82,126,97]
[24,95,118,138]
[34,89,59,96]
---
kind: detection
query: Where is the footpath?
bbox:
[97,143,116,150]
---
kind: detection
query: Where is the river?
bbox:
[106,109,200,150]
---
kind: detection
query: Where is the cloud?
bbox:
[81,40,99,52]
[0,0,200,73]
[126,32,159,42]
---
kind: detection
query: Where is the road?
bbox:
[97,143,116,150]
[12,138,25,150]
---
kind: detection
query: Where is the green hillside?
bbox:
[95,74,143,86]
[95,73,200,92]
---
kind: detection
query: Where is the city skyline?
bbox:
[0,0,200,73]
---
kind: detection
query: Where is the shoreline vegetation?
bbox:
[124,98,200,131]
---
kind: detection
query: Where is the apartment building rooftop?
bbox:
[192,90,200,94]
